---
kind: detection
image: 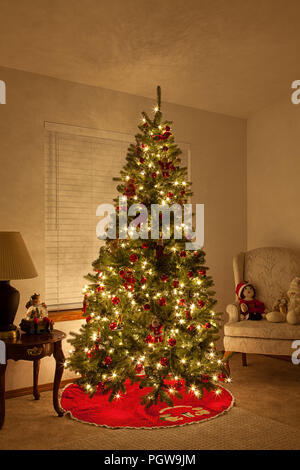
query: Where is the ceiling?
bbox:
[1,0,300,118]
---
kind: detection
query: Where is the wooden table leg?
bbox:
[33,360,40,400]
[53,340,65,417]
[223,351,234,375]
[0,364,7,429]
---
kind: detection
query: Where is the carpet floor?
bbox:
[1,354,300,450]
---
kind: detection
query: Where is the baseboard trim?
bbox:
[5,378,75,399]
[263,354,291,362]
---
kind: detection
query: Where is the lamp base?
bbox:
[0,329,19,340]
[0,281,20,332]
[0,323,17,332]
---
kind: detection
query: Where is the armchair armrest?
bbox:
[226,302,240,323]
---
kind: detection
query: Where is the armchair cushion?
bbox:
[224,319,300,340]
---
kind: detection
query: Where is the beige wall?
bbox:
[0,66,246,390]
[247,94,300,251]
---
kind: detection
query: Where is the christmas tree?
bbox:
[67,87,228,407]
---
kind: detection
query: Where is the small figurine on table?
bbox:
[236,282,265,321]
[20,293,54,334]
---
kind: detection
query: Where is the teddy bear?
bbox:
[266,292,288,323]
[286,277,300,325]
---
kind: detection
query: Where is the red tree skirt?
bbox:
[60,380,234,429]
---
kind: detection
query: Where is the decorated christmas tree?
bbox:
[67,87,228,408]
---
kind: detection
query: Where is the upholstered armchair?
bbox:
[224,247,300,367]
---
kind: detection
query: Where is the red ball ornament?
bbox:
[168,337,176,347]
[152,172,157,178]
[198,269,206,276]
[160,357,168,367]
[104,356,112,366]
[197,300,205,308]
[127,276,135,285]
[167,192,174,198]
[135,363,144,373]
[111,296,120,305]
[180,250,186,257]
[124,179,136,198]
[129,253,138,263]
[162,131,171,140]
[204,322,211,329]
[188,324,196,332]
[179,298,186,306]
[218,372,226,382]
[86,315,92,323]
[201,374,210,383]
[145,334,153,344]
[144,304,151,310]
[140,276,147,284]
[185,309,192,320]
[97,381,105,392]
[139,157,145,164]
[161,274,168,282]
[119,270,126,278]
[173,280,179,288]
[180,190,186,196]
[173,381,183,391]
[187,270,194,278]
[142,242,148,249]
[109,321,117,330]
[158,297,167,306]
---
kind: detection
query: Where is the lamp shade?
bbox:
[0,232,38,280]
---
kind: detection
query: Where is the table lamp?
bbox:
[0,232,38,340]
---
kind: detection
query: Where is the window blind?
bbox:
[45,123,191,310]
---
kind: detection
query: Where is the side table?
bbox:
[0,329,66,429]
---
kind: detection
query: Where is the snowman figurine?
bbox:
[26,293,48,320]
